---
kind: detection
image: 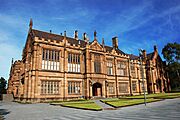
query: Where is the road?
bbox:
[0,98,180,120]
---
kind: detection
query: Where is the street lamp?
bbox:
[139,49,146,106]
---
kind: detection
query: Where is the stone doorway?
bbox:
[92,82,102,96]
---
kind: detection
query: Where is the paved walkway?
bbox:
[0,98,180,120]
[93,100,115,110]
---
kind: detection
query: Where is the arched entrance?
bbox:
[92,82,102,96]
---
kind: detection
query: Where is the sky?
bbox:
[0,0,180,80]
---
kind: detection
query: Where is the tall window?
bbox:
[119,82,129,93]
[68,81,81,94]
[41,81,60,95]
[109,82,115,94]
[42,49,60,71]
[107,60,113,75]
[94,54,101,73]
[68,53,80,72]
[132,81,137,92]
[131,63,136,78]
[117,61,127,76]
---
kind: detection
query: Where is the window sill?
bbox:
[41,69,60,72]
[68,93,81,95]
[40,94,61,95]
[67,72,81,74]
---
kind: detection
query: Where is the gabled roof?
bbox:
[66,37,86,47]
[147,52,154,60]
[31,29,126,53]
[128,54,139,60]
[32,29,87,47]
[105,46,126,55]
[32,29,64,41]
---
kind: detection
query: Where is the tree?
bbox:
[162,42,180,63]
[162,42,180,90]
[0,77,7,94]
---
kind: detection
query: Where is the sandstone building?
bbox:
[7,19,170,102]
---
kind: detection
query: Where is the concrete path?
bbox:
[0,98,180,120]
[93,100,115,110]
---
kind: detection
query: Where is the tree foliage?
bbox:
[162,42,180,90]
[0,77,7,94]
[162,42,180,64]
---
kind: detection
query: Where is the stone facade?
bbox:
[7,20,170,102]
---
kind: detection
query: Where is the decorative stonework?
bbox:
[7,19,170,102]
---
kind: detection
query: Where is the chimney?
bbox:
[83,32,87,40]
[102,38,105,48]
[11,58,14,65]
[74,30,78,40]
[112,37,118,49]
[94,30,97,40]
[29,18,33,29]
[142,50,147,59]
[64,31,66,37]
[154,45,157,52]
[50,30,52,33]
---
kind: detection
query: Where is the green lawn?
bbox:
[124,92,180,99]
[48,99,87,104]
[104,98,161,108]
[51,100,102,111]
[62,102,102,111]
[100,98,119,103]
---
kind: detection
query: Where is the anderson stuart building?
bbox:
[7,19,171,102]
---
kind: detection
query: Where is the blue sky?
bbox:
[0,0,180,80]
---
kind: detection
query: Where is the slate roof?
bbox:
[147,52,154,60]
[31,29,126,54]
[66,37,86,47]
[104,46,126,55]
[128,54,139,60]
[32,29,64,41]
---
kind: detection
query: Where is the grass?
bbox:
[48,99,87,103]
[104,98,161,108]
[62,102,102,111]
[51,100,102,111]
[124,92,180,99]
[100,98,120,103]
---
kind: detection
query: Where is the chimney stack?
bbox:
[112,37,118,49]
[29,18,33,29]
[102,38,105,48]
[74,30,78,40]
[154,45,157,52]
[83,33,87,40]
[64,31,66,37]
[11,58,14,65]
[94,30,97,40]
[142,50,147,59]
